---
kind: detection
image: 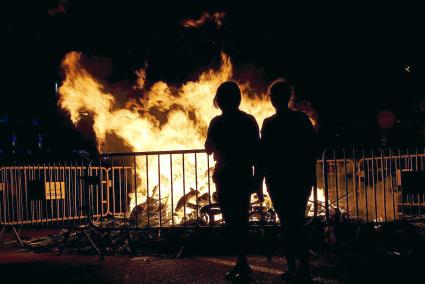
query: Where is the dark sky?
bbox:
[2,0,425,151]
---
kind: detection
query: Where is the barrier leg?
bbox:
[60,229,72,255]
[82,229,103,260]
[0,226,24,247]
[0,227,5,240]
[12,226,24,247]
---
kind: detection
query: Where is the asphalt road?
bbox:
[0,246,341,284]
[1,226,424,284]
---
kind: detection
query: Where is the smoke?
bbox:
[48,0,69,16]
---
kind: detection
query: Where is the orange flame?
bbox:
[181,11,225,29]
[58,51,316,223]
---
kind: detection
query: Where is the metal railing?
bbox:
[0,163,109,226]
[321,148,425,223]
[1,148,424,231]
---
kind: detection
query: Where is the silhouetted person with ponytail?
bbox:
[205,81,261,281]
[260,79,317,283]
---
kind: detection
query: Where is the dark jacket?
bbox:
[205,110,260,168]
[260,109,317,187]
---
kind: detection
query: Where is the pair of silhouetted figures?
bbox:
[205,80,317,283]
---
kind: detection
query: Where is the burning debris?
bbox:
[129,185,273,227]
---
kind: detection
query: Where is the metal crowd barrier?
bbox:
[1,148,424,236]
[0,163,109,227]
[320,148,425,223]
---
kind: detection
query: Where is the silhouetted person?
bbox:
[205,81,260,281]
[260,79,317,283]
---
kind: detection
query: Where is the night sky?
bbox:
[2,1,425,154]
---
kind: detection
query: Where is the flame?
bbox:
[307,187,326,217]
[181,11,225,29]
[58,51,316,225]
[134,68,146,90]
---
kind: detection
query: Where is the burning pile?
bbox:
[58,52,318,226]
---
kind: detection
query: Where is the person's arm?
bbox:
[204,118,217,155]
[302,114,318,157]
[300,114,318,186]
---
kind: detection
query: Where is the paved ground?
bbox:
[0,227,424,283]
[0,245,340,284]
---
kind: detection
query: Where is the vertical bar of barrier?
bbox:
[207,154,212,226]
[45,163,51,225]
[313,180,318,218]
[79,160,84,225]
[48,162,54,224]
[207,154,211,205]
[110,157,116,228]
[353,149,359,220]
[38,163,42,225]
[146,155,150,228]
[31,165,36,225]
[117,159,122,219]
[60,162,65,226]
[0,166,2,224]
[15,165,21,226]
[73,161,78,226]
[343,148,349,215]
[6,167,11,224]
[417,148,422,219]
[10,166,15,224]
[194,153,199,226]
[25,165,29,225]
[389,149,396,221]
[1,166,4,225]
[133,155,138,228]
[121,155,127,229]
[182,153,186,226]
[0,167,4,225]
[381,149,387,222]
[170,154,174,227]
[99,157,103,226]
[157,154,162,228]
[66,161,71,226]
[6,166,10,224]
[371,149,378,221]
[398,148,404,220]
[51,163,56,224]
[322,150,330,222]
[55,162,60,224]
[21,166,25,225]
[406,148,413,218]
[16,165,22,226]
[333,149,339,210]
[420,149,425,220]
[362,150,368,222]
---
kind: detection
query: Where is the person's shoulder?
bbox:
[209,115,222,126]
[290,110,309,121]
[262,114,277,128]
[239,111,258,123]
[264,114,277,123]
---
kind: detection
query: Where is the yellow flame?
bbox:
[307,187,326,217]
[58,51,315,224]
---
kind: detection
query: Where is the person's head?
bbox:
[214,81,242,113]
[268,79,294,112]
